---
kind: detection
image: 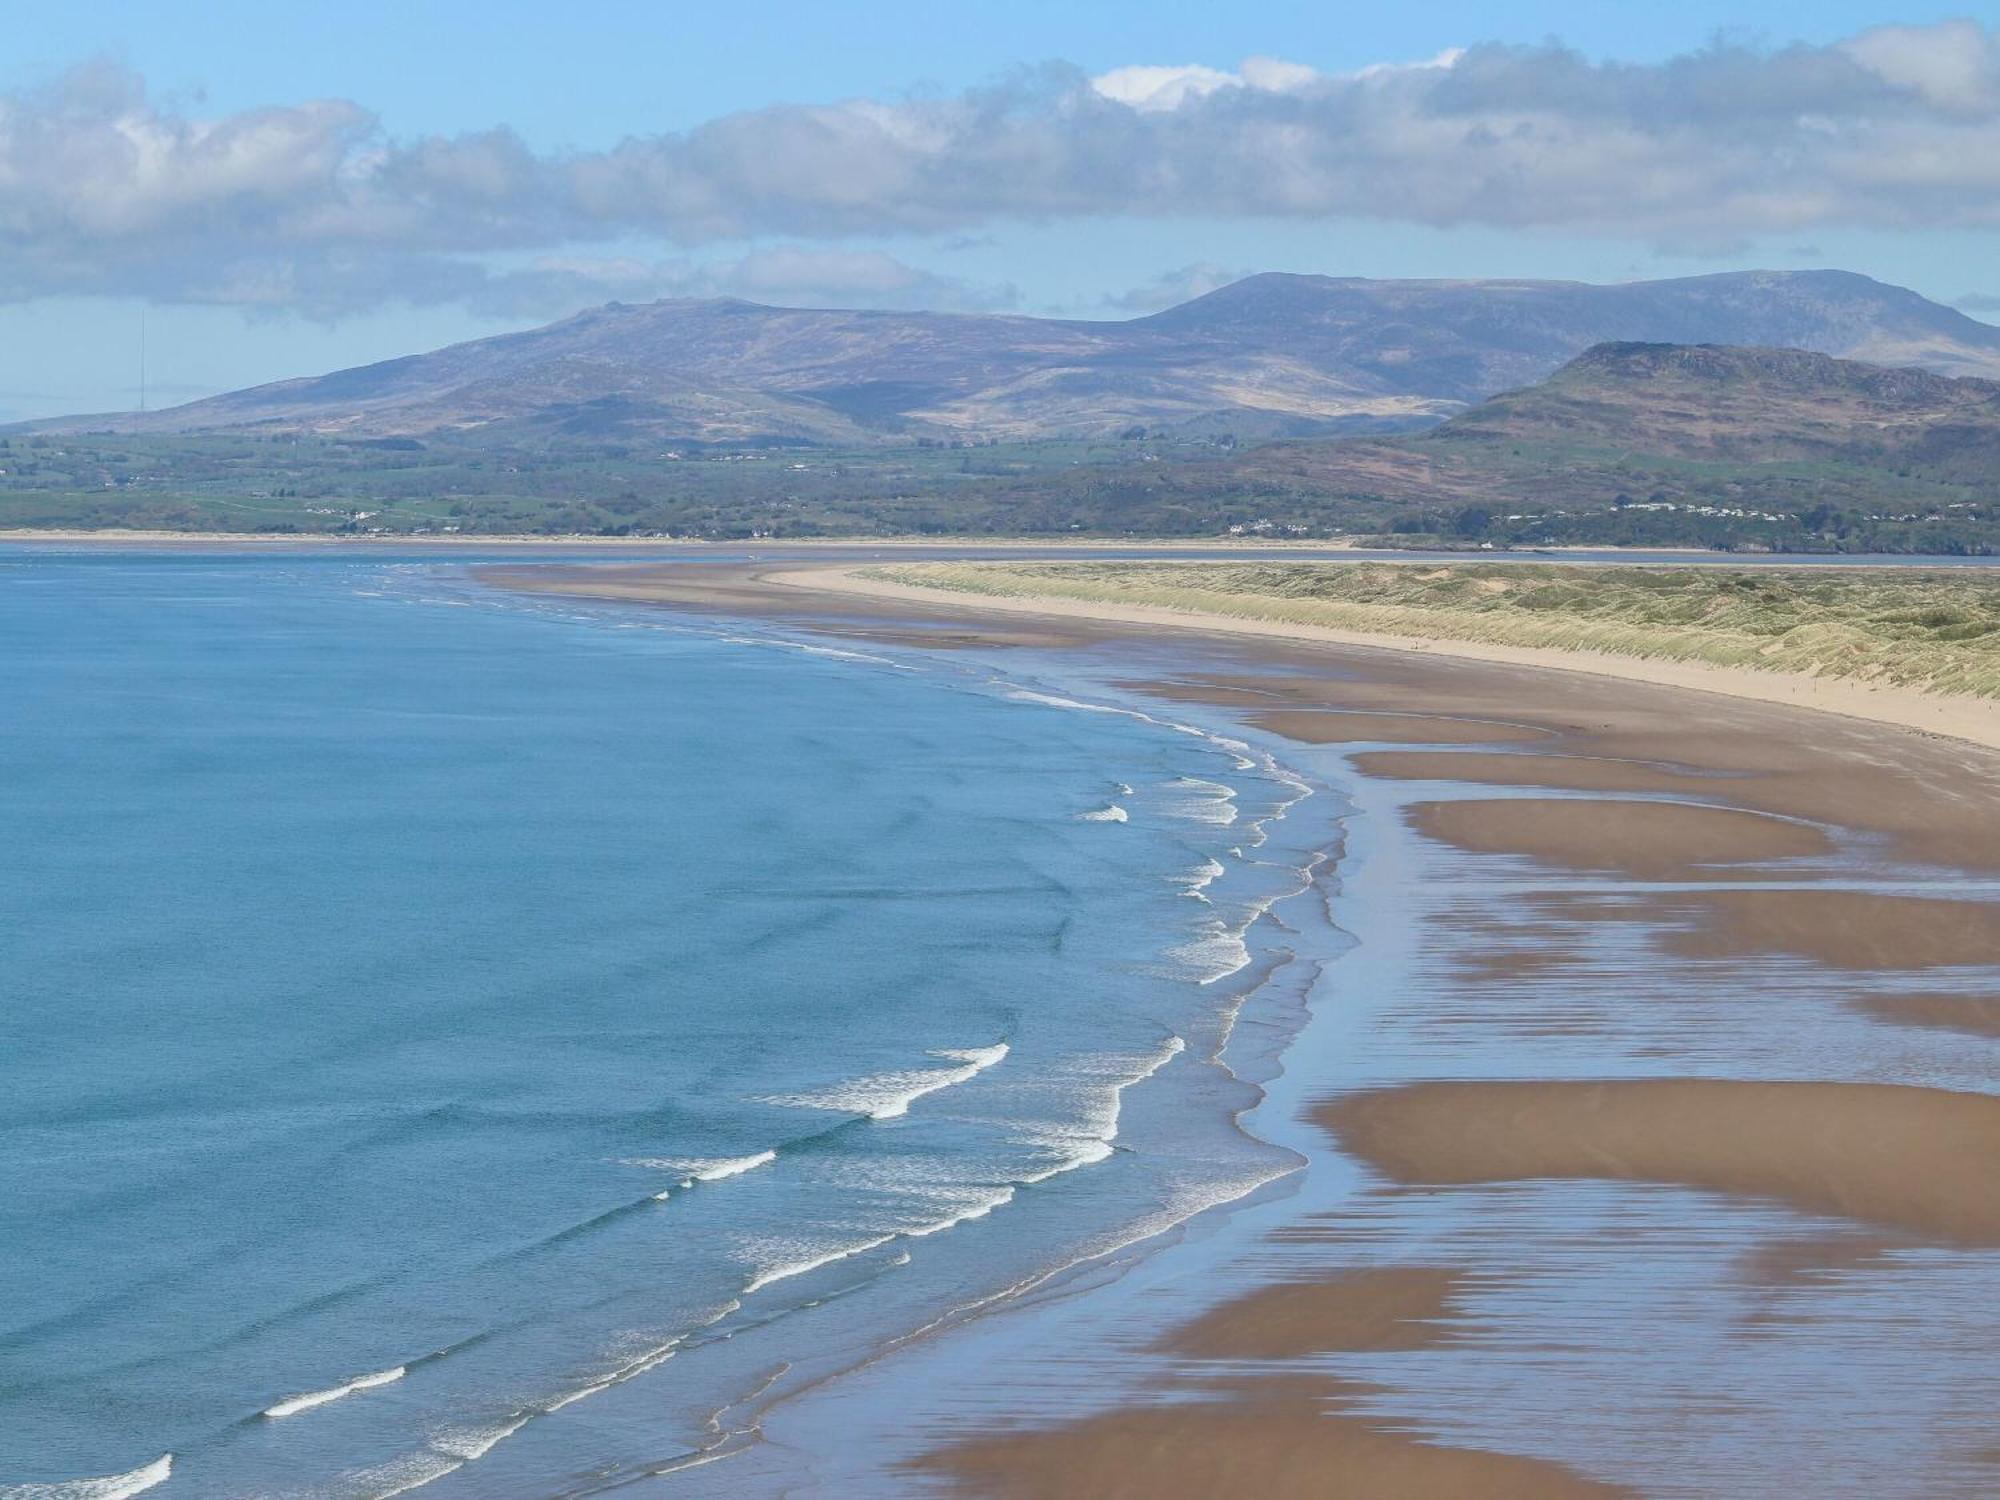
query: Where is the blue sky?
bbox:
[1,1,1996,418]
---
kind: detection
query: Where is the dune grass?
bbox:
[866,560,2000,699]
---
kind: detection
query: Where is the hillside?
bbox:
[1143,341,2000,541]
[25,269,2000,447]
[1443,343,2000,469]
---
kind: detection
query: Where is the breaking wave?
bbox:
[761,1043,1009,1121]
[0,1457,172,1500]
[262,1364,405,1418]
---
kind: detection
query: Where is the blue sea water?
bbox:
[0,550,1337,1498]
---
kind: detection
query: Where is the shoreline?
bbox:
[477,554,2000,1496]
[766,563,2000,752]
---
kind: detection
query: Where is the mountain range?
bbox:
[32,269,2000,447]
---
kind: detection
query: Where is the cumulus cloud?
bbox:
[1,22,1998,315]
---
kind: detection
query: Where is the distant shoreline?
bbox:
[0,529,1367,549]
[5,528,1992,563]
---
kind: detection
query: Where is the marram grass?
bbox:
[866,561,2000,700]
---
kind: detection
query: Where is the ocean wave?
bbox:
[346,1451,465,1500]
[1170,857,1227,902]
[717,634,914,670]
[761,1043,1008,1121]
[622,1149,778,1185]
[1166,929,1253,985]
[742,1233,899,1295]
[544,1335,689,1413]
[1016,1036,1186,1182]
[262,1364,405,1418]
[901,1183,1019,1236]
[1077,804,1127,823]
[429,1412,534,1462]
[1161,777,1239,827]
[0,1457,171,1500]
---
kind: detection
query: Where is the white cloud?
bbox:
[1088,55,1328,111]
[0,23,1997,316]
[1842,20,1998,116]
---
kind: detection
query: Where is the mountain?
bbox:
[1182,341,2000,520]
[31,270,2000,446]
[1439,342,2000,472]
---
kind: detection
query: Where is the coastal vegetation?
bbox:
[866,560,2000,698]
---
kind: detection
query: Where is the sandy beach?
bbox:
[483,557,2000,1497]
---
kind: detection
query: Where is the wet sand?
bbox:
[1851,993,2000,1038]
[1406,797,1834,878]
[912,1380,1634,1500]
[485,558,2000,1498]
[1655,889,2000,968]
[1321,1079,2000,1245]
[1156,1267,1468,1360]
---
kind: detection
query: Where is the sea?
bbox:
[0,548,1347,1498]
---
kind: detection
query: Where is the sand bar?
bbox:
[1321,1078,2000,1245]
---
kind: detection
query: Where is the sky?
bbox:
[2,1,1997,418]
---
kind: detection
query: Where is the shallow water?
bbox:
[0,550,1349,1498]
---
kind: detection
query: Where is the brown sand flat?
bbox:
[1158,1268,1465,1360]
[1660,889,2000,969]
[1251,709,1552,745]
[1408,798,1833,879]
[1320,1078,2000,1245]
[1850,993,2000,1038]
[912,1379,1632,1500]
[1352,749,1745,797]
[1131,667,2000,873]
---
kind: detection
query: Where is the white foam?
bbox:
[1004,688,1124,715]
[624,1149,777,1182]
[429,1412,534,1462]
[262,1364,405,1418]
[1162,777,1239,826]
[719,634,913,670]
[1016,1036,1186,1181]
[902,1183,1019,1236]
[544,1337,687,1412]
[762,1043,1008,1121]
[348,1452,464,1500]
[1170,857,1227,902]
[1167,929,1253,985]
[743,1233,898,1294]
[1077,804,1128,823]
[0,1457,172,1500]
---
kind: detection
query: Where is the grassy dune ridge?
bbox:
[864,561,2000,699]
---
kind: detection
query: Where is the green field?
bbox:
[868,560,2000,699]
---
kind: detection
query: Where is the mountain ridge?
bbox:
[25,269,2000,446]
